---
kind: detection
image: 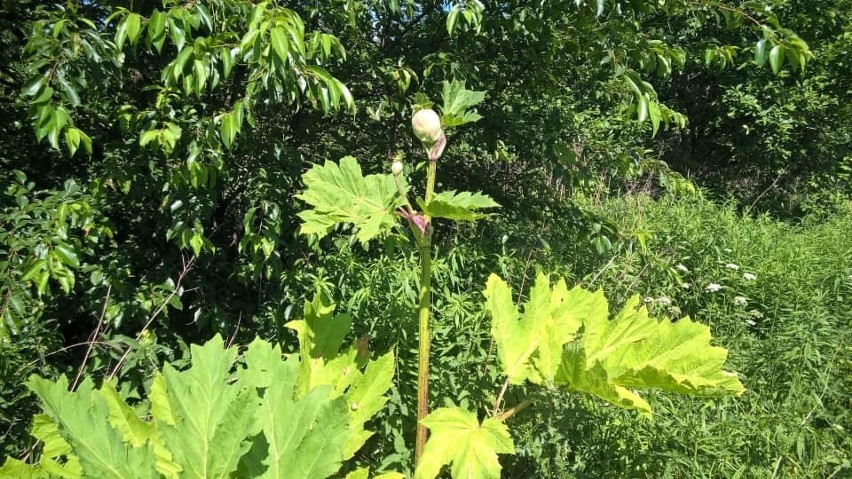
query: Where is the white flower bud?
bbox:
[391,160,403,176]
[411,108,442,146]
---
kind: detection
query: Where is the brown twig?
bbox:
[71,285,111,390]
[498,398,534,422]
[107,254,195,379]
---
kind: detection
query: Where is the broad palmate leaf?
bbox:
[239,339,350,479]
[297,156,405,244]
[3,325,394,479]
[418,190,499,222]
[414,407,514,479]
[441,80,486,128]
[484,274,744,415]
[28,376,158,478]
[151,335,257,478]
[484,274,585,384]
[286,294,395,460]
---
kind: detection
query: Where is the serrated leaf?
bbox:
[288,293,351,360]
[0,458,49,479]
[414,407,514,479]
[151,335,257,478]
[296,157,404,244]
[419,190,499,221]
[27,376,157,478]
[555,295,745,415]
[99,382,154,448]
[239,335,353,479]
[441,80,485,128]
[486,274,744,415]
[342,351,394,459]
[31,414,82,477]
[484,274,545,384]
[485,274,588,385]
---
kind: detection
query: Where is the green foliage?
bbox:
[509,194,850,477]
[1,0,848,476]
[485,273,744,415]
[440,80,486,129]
[414,408,514,479]
[2,306,395,478]
[419,191,500,222]
[297,157,406,245]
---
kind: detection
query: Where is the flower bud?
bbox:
[411,108,442,146]
[391,160,403,176]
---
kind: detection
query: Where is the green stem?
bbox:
[414,234,432,463]
[415,157,438,465]
[425,159,437,204]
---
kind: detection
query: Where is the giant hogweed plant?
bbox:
[0,296,401,479]
[295,82,745,478]
[3,83,745,479]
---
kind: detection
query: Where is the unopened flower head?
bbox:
[391,160,403,176]
[706,283,722,292]
[411,108,443,146]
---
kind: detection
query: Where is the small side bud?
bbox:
[411,108,443,147]
[391,160,403,176]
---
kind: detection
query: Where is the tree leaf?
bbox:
[125,13,141,46]
[769,44,783,74]
[414,407,514,479]
[271,27,290,62]
[447,6,460,35]
[441,80,486,128]
[419,190,499,221]
[296,157,404,245]
[754,38,767,66]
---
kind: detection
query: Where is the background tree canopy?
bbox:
[1,0,850,476]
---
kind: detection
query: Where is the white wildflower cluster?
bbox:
[643,295,675,308]
[725,263,740,271]
[743,272,757,281]
[676,263,689,273]
[706,283,722,292]
[734,296,747,306]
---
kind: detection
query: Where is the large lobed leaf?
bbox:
[484,274,585,385]
[296,156,405,244]
[557,296,746,414]
[286,294,395,460]
[484,274,745,415]
[414,407,514,479]
[418,190,499,222]
[3,323,394,479]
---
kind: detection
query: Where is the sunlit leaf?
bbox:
[414,407,514,479]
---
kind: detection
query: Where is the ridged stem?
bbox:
[414,234,432,463]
